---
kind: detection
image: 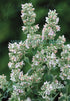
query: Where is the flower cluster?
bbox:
[0,75,8,100]
[40,80,64,100]
[9,91,21,101]
[56,35,66,49]
[32,45,59,70]
[46,10,59,24]
[0,74,8,90]
[8,42,25,83]
[42,10,60,40]
[24,34,41,49]
[21,3,39,36]
[8,41,26,53]
[21,3,41,50]
[0,3,70,101]
[9,93,31,101]
[60,44,70,80]
[22,24,39,35]
[21,3,36,25]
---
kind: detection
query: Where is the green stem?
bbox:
[66,85,68,101]
[53,92,59,101]
[50,93,53,101]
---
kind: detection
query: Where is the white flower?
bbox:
[10,75,16,82]
[55,17,59,24]
[53,15,56,20]
[22,26,26,31]
[46,17,49,23]
[20,61,24,65]
[51,53,55,58]
[42,29,45,40]
[36,54,39,58]
[67,44,70,48]
[44,81,47,85]
[15,63,20,68]
[13,50,16,53]
[68,64,70,68]
[17,44,20,49]
[25,97,31,101]
[19,41,23,45]
[21,13,25,17]
[56,25,60,31]
[49,85,53,89]
[8,62,12,68]
[67,75,70,79]
[11,44,14,48]
[36,24,39,29]
[13,85,17,90]
[44,58,47,62]
[35,61,38,65]
[29,3,32,7]
[26,40,29,49]
[48,29,54,36]
[27,34,30,38]
[41,49,44,54]
[56,59,59,63]
[11,56,16,61]
[64,50,67,53]
[21,4,24,8]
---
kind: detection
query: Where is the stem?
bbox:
[50,93,53,101]
[66,85,68,101]
[53,92,59,101]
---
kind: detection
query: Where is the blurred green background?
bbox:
[0,0,70,79]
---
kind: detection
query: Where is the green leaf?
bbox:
[27,68,34,75]
[24,56,29,63]
[44,74,53,82]
[58,96,66,101]
[68,96,70,101]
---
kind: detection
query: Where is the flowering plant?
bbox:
[0,3,70,101]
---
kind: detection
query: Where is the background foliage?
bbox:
[0,0,70,80]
